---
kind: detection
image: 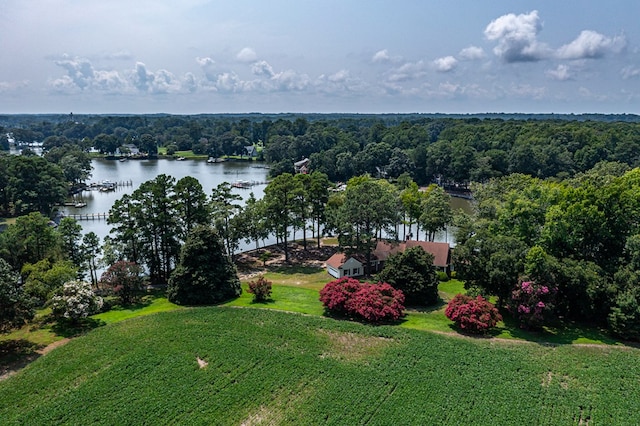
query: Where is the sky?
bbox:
[1,0,640,114]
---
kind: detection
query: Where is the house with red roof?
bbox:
[325,240,452,278]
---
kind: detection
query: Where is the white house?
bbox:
[325,240,452,278]
[325,253,364,278]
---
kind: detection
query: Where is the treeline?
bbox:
[3,115,640,186]
[0,145,92,217]
[455,162,640,339]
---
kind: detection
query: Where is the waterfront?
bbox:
[61,158,270,251]
[61,157,472,253]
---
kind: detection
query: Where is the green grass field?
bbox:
[1,307,638,424]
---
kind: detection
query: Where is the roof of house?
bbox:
[404,240,451,268]
[326,253,349,269]
[327,240,451,270]
[373,240,451,268]
[326,252,365,269]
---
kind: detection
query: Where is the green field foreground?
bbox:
[1,307,638,425]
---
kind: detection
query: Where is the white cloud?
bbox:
[557,30,626,60]
[387,61,427,82]
[54,56,95,89]
[328,69,350,83]
[458,46,486,61]
[269,69,310,91]
[183,72,197,92]
[484,10,550,62]
[196,56,215,67]
[236,47,257,62]
[372,49,391,63]
[621,66,640,79]
[508,83,546,99]
[546,64,572,81]
[131,62,154,92]
[251,60,275,78]
[196,57,218,81]
[93,69,128,91]
[0,80,29,93]
[433,56,458,73]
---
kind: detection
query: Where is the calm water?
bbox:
[62,158,270,251]
[62,158,472,251]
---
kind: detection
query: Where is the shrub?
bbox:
[608,287,640,341]
[320,277,405,323]
[99,260,144,306]
[445,294,502,334]
[247,276,272,302]
[507,280,555,330]
[319,277,364,315]
[50,280,103,323]
[437,271,450,282]
[346,282,405,323]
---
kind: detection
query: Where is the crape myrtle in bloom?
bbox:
[320,277,405,323]
[507,280,555,330]
[445,294,502,334]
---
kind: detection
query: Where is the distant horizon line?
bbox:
[1,111,639,117]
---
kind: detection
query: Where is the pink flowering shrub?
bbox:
[507,280,555,329]
[320,278,405,323]
[445,294,502,334]
[319,277,364,315]
[247,276,272,302]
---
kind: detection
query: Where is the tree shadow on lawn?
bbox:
[444,312,631,347]
[406,298,446,314]
[51,318,105,338]
[0,339,43,372]
[248,298,276,306]
[501,316,627,346]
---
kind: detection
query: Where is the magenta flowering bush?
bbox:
[445,294,502,334]
[507,280,555,329]
[320,277,405,323]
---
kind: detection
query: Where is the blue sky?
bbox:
[1,0,639,114]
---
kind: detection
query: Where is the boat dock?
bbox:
[63,213,110,221]
[231,180,268,188]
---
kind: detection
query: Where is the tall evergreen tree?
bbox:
[167,225,241,305]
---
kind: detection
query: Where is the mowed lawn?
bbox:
[231,268,618,345]
[1,307,638,425]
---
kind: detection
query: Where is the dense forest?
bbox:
[2,113,640,187]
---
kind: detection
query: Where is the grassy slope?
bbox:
[0,307,638,425]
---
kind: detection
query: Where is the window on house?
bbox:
[344,269,350,276]
[352,267,360,275]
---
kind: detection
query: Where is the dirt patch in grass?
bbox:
[197,357,208,369]
[318,329,395,361]
[240,381,315,426]
[236,242,338,281]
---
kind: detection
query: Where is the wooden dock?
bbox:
[64,213,110,221]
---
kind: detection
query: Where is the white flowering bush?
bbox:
[51,280,104,322]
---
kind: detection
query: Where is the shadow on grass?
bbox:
[500,315,624,346]
[407,298,446,314]
[0,339,43,370]
[268,265,324,275]
[321,309,406,327]
[249,298,276,306]
[444,311,631,347]
[51,318,105,338]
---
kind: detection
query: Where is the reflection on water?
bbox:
[62,158,270,252]
[62,158,473,252]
